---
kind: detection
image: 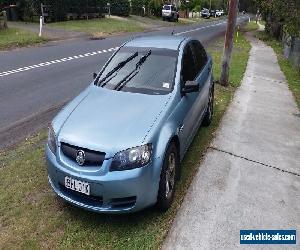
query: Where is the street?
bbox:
[0,16,249,149]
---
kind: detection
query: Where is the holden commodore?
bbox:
[46,36,214,214]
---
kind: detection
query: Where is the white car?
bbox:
[215,10,222,17]
[162,5,179,22]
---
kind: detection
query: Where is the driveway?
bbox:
[164,34,300,249]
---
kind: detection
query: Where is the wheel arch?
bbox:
[153,127,181,186]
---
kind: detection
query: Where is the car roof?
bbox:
[124,36,187,51]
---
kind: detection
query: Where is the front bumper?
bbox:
[46,145,162,214]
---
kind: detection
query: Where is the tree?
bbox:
[220,0,239,86]
[239,0,256,13]
[110,0,130,16]
[255,0,300,39]
[131,0,164,17]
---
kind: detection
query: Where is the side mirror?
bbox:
[182,81,199,94]
[93,72,97,79]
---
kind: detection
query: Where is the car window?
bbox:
[98,47,178,95]
[181,44,197,83]
[191,41,208,74]
[163,6,171,10]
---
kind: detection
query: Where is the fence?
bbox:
[0,11,8,29]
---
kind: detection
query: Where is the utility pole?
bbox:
[220,0,239,86]
[86,0,89,20]
[185,0,189,18]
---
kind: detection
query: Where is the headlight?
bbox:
[110,144,152,171]
[48,125,57,155]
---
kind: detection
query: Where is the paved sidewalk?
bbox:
[163,35,300,249]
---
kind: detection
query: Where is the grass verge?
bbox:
[0,27,47,50]
[0,33,251,249]
[242,21,259,33]
[48,15,217,37]
[48,17,145,36]
[255,30,300,109]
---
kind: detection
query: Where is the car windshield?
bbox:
[97,47,178,95]
[163,6,171,10]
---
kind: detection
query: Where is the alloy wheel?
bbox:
[165,152,176,199]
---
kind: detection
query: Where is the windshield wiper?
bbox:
[114,50,152,91]
[97,52,138,87]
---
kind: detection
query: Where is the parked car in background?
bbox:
[201,8,210,19]
[210,9,216,17]
[162,4,179,22]
[46,36,214,214]
[215,10,222,17]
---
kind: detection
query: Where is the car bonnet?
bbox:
[57,86,172,159]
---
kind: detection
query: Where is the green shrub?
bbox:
[131,0,163,17]
[148,0,161,17]
[131,0,147,16]
[110,0,130,16]
[9,0,105,22]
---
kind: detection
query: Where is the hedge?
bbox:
[131,0,148,16]
[130,0,167,17]
[2,0,106,22]
[110,0,130,17]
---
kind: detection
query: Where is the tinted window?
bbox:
[191,41,208,74]
[98,47,178,95]
[163,6,171,10]
[181,44,197,83]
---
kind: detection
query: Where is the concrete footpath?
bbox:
[163,34,300,249]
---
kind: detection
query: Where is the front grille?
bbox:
[61,142,105,166]
[59,184,103,207]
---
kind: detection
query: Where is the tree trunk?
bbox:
[220,0,239,87]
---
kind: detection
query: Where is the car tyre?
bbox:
[171,14,174,22]
[157,142,179,211]
[202,85,214,126]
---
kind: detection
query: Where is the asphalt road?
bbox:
[0,16,249,149]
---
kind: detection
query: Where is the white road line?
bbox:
[175,21,227,36]
[0,18,248,78]
[174,16,248,36]
[0,46,119,78]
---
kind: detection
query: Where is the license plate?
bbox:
[64,176,90,195]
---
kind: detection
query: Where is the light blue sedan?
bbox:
[46,36,214,213]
